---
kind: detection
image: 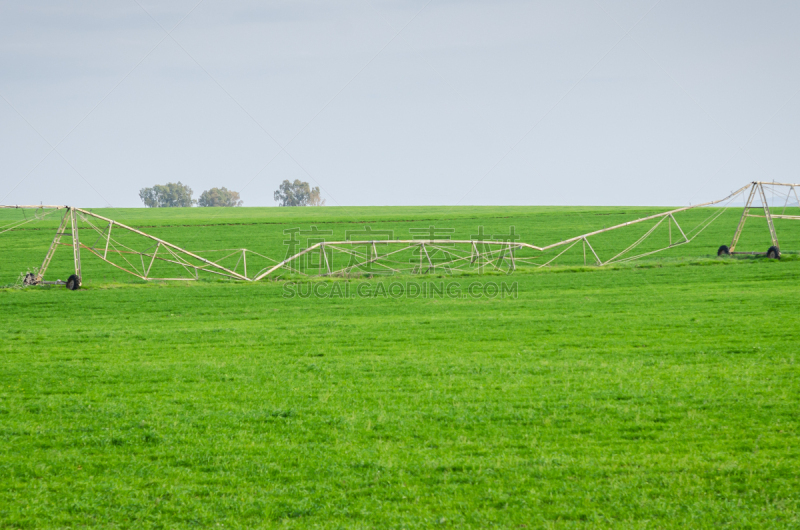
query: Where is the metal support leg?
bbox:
[145,242,160,278]
[731,184,756,252]
[37,210,70,282]
[584,237,601,266]
[71,208,81,280]
[103,221,113,259]
[583,238,586,265]
[322,243,331,275]
[757,182,779,248]
[421,243,433,273]
[669,214,689,243]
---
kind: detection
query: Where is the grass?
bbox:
[1,206,799,528]
[2,204,798,285]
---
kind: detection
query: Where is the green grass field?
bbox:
[1,205,799,528]
[2,203,799,286]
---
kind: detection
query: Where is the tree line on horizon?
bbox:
[139,180,324,207]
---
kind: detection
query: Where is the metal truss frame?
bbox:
[729,181,800,252]
[2,181,798,287]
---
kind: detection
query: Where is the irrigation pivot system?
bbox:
[1,181,798,290]
[718,181,799,259]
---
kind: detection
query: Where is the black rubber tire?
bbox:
[767,246,781,260]
[66,274,81,290]
[23,272,36,286]
[717,245,730,257]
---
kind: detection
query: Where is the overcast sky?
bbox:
[1,1,798,208]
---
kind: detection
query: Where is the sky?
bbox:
[1,0,799,208]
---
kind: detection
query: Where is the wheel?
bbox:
[717,245,730,257]
[766,246,780,260]
[66,274,81,290]
[23,272,37,286]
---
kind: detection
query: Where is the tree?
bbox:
[198,187,243,207]
[273,179,325,207]
[139,182,195,208]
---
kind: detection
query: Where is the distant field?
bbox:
[1,206,799,528]
[1,204,798,286]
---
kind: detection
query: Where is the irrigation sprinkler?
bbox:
[1,181,798,289]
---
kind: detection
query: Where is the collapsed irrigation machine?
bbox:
[1,181,798,290]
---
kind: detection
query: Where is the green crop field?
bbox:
[1,205,799,528]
